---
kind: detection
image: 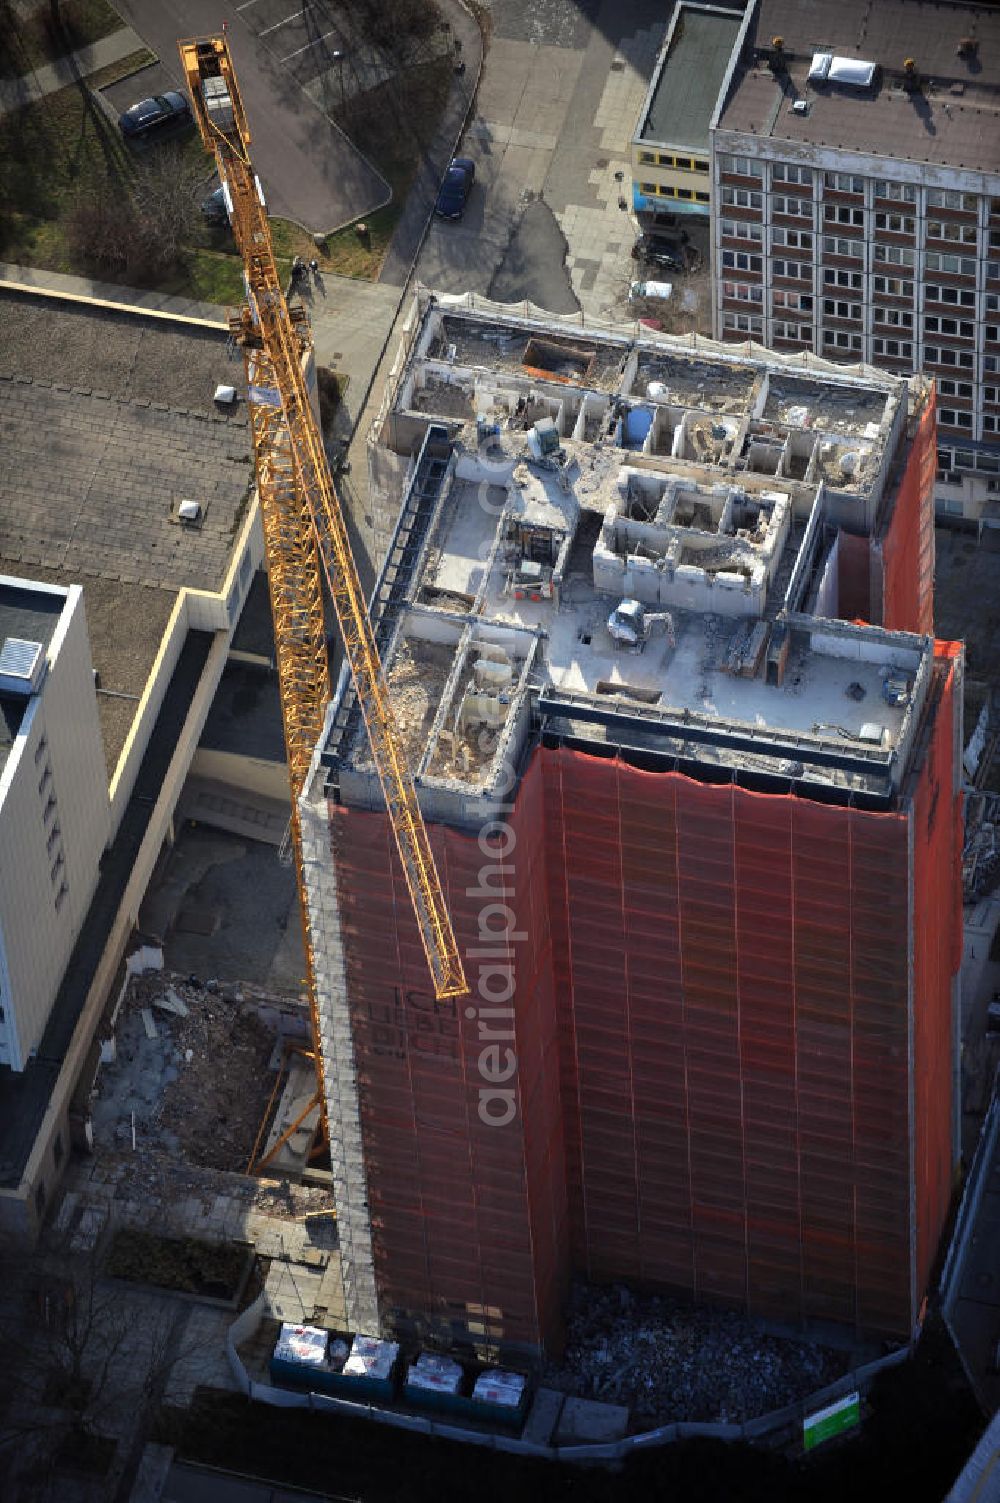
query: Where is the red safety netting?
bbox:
[880,392,937,636]
[331,673,959,1348]
[543,748,920,1335]
[331,759,569,1356]
[912,643,963,1296]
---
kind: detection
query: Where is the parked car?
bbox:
[118,91,192,142]
[200,185,229,224]
[629,279,673,303]
[435,157,475,219]
[632,230,686,273]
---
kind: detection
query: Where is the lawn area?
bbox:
[0,0,124,79]
[0,46,451,302]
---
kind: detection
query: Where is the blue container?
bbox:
[624,406,654,449]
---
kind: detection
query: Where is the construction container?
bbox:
[469,1368,530,1428]
[269,1323,330,1388]
[336,1334,399,1401]
[404,1352,464,1416]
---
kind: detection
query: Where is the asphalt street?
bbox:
[110,0,389,233]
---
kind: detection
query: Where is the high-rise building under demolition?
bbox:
[301,294,962,1356]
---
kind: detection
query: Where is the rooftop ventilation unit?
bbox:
[809,52,877,89]
[0,637,46,696]
[791,98,810,115]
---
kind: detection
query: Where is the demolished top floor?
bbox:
[319,294,940,822]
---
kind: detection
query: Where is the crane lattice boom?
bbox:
[179,35,467,1005]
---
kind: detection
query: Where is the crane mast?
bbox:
[179,36,467,1036]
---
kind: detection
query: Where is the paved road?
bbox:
[413,0,668,319]
[111,0,389,234]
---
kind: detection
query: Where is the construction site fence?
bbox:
[226,1293,911,1463]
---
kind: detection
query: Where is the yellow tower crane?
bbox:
[177,36,467,1153]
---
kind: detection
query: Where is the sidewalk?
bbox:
[0,259,229,325]
[0,24,145,119]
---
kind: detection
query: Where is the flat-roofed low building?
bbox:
[0,578,110,1072]
[631,2,747,221]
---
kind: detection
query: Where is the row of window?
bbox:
[639,182,710,203]
[718,160,992,215]
[637,150,709,172]
[35,743,68,912]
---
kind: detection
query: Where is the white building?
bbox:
[0,577,110,1071]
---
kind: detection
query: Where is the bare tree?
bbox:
[67,146,205,283]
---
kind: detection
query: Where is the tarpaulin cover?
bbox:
[331,673,959,1347]
[331,758,569,1355]
[880,393,936,637]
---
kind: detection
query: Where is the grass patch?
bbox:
[0,0,125,80]
[107,1228,251,1300]
[87,46,156,92]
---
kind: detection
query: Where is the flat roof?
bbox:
[0,290,253,773]
[639,4,744,152]
[326,299,935,812]
[717,0,1000,175]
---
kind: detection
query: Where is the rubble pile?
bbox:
[100,971,279,1173]
[543,1283,852,1425]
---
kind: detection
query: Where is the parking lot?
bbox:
[111,0,390,232]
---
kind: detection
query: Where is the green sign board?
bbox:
[803,1391,861,1451]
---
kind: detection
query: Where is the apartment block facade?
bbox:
[710,0,1000,525]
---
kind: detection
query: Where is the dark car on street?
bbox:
[118,91,192,142]
[435,157,475,219]
[632,230,688,273]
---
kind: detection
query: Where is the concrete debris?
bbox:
[154,986,190,1017]
[92,969,286,1174]
[542,1283,853,1425]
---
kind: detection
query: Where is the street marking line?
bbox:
[261,11,303,37]
[281,28,339,62]
[235,0,264,9]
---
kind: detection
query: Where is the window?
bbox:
[925,344,975,369]
[988,326,1000,344]
[37,764,51,796]
[926,283,975,307]
[43,793,57,823]
[772,226,812,249]
[772,194,812,218]
[985,414,1000,435]
[822,330,863,352]
[772,162,812,185]
[674,188,690,200]
[722,311,762,334]
[723,281,763,303]
[985,386,1000,405]
[46,822,61,855]
[824,268,863,289]
[988,354,1000,374]
[990,261,1000,280]
[33,734,47,765]
[675,156,692,171]
[772,320,812,340]
[721,250,761,272]
[50,852,65,885]
[656,152,674,167]
[873,307,913,328]
[927,219,978,245]
[873,275,914,298]
[695,191,709,203]
[54,881,68,912]
[773,258,811,281]
[721,186,762,210]
[720,154,763,178]
[640,181,658,195]
[927,188,977,212]
[875,179,916,203]
[924,316,974,338]
[823,298,861,319]
[925,251,976,276]
[825,204,865,227]
[695,158,709,172]
[873,243,915,267]
[722,218,763,241]
[874,212,914,235]
[872,337,913,360]
[773,289,812,311]
[823,236,863,260]
[939,408,974,429]
[825,171,863,194]
[638,151,655,165]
